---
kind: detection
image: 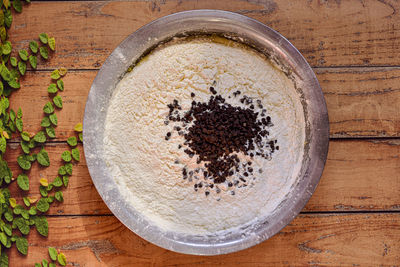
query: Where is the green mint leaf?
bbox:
[58,166,66,176]
[57,252,67,266]
[18,49,28,61]
[55,191,63,202]
[39,33,48,44]
[9,57,16,67]
[0,252,8,267]
[37,148,50,167]
[48,247,57,261]
[79,132,83,142]
[0,232,7,246]
[46,126,55,138]
[23,197,30,207]
[17,155,31,170]
[0,136,6,153]
[17,107,22,118]
[3,224,12,237]
[67,136,77,147]
[74,123,82,132]
[29,55,37,69]
[12,0,22,13]
[46,195,54,203]
[61,151,71,162]
[34,263,40,267]
[49,113,57,126]
[0,27,6,43]
[4,211,13,222]
[42,259,49,267]
[0,10,3,27]
[52,176,62,187]
[29,40,38,53]
[27,153,36,162]
[21,131,30,141]
[33,215,48,237]
[41,116,51,127]
[2,41,11,56]
[0,65,12,82]
[15,117,23,132]
[36,198,49,212]
[15,217,30,235]
[48,37,55,51]
[21,209,29,220]
[71,147,80,161]
[18,61,26,75]
[17,174,29,191]
[65,163,73,175]
[39,186,48,197]
[13,204,24,215]
[40,46,49,60]
[28,138,36,149]
[49,263,56,267]
[51,69,60,80]
[4,9,12,28]
[28,206,37,216]
[7,78,20,89]
[43,101,54,114]
[56,79,64,91]
[16,236,28,255]
[33,131,46,143]
[62,176,69,187]
[58,67,67,76]
[9,109,15,122]
[47,83,57,94]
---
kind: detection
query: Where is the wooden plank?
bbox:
[5,142,111,215]
[317,67,400,138]
[6,139,400,215]
[7,0,400,70]
[8,71,92,141]
[305,139,400,212]
[8,66,400,142]
[9,213,400,266]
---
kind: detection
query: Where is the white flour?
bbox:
[103,37,305,235]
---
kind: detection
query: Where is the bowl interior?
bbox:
[83,10,329,255]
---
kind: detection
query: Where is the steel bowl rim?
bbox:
[83,9,329,255]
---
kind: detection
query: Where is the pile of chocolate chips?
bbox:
[165,86,278,195]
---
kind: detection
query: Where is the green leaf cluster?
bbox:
[0,3,74,265]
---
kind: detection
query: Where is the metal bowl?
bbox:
[83,10,329,255]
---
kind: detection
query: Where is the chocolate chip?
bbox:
[167,87,278,186]
[210,86,217,95]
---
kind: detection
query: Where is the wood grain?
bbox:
[5,139,400,215]
[8,213,400,266]
[305,139,400,212]
[8,66,400,140]
[9,71,91,141]
[4,142,110,216]
[6,1,400,265]
[317,67,400,137]
[8,0,400,69]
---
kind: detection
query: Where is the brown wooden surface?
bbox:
[9,0,400,69]
[8,0,400,266]
[9,214,400,266]
[5,139,400,215]
[8,67,400,139]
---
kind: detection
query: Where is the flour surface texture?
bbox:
[103,37,305,235]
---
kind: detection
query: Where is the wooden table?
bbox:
[9,1,400,266]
